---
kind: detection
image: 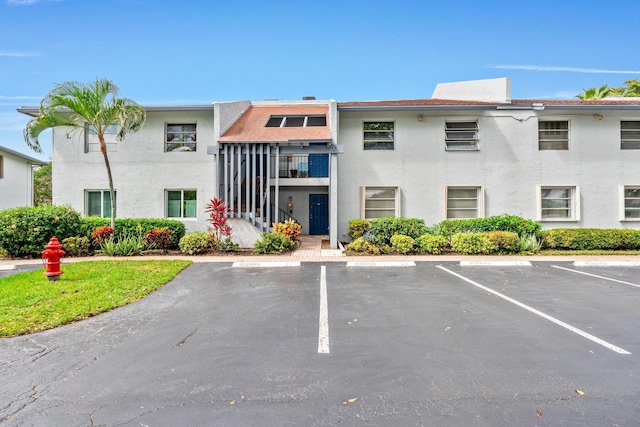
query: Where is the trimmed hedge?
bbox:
[80,217,185,248]
[541,228,640,250]
[451,233,496,254]
[0,206,84,257]
[435,214,541,238]
[415,234,449,254]
[368,217,428,245]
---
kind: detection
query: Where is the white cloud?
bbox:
[0,95,41,100]
[6,0,58,4]
[0,51,40,57]
[491,64,640,74]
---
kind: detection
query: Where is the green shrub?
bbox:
[80,217,186,249]
[415,234,449,254]
[369,217,428,245]
[519,234,542,253]
[436,214,541,238]
[346,237,381,255]
[254,232,297,254]
[99,231,147,256]
[0,205,83,258]
[179,232,213,255]
[390,234,415,254]
[61,236,92,257]
[216,238,240,252]
[451,233,496,254]
[348,219,371,240]
[485,231,520,253]
[541,228,640,250]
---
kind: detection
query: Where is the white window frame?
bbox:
[444,186,484,219]
[166,189,197,219]
[445,121,479,151]
[166,123,197,152]
[360,186,401,220]
[537,185,580,221]
[85,190,115,218]
[621,121,640,150]
[363,121,395,151]
[84,124,118,153]
[620,185,640,221]
[538,120,570,150]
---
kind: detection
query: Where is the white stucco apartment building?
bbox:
[0,145,45,210]
[18,78,640,248]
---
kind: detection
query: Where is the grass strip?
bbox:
[0,260,191,337]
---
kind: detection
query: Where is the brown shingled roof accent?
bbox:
[219,105,332,143]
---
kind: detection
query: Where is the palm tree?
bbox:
[576,84,614,100]
[24,78,146,229]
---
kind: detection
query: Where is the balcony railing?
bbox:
[271,154,328,178]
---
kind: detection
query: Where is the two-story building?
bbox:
[0,145,45,210]
[18,78,640,248]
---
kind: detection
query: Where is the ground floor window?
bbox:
[538,186,579,221]
[166,189,197,218]
[86,190,115,218]
[445,186,483,219]
[361,186,400,220]
[621,186,640,220]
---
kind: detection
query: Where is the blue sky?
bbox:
[1,0,639,160]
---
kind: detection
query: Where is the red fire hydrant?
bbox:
[42,237,65,281]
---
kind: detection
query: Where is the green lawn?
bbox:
[0,260,191,337]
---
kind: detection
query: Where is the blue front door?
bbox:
[308,154,329,177]
[309,194,329,235]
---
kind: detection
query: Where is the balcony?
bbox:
[271,154,329,184]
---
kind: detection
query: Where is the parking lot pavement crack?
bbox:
[0,386,38,423]
[173,329,198,349]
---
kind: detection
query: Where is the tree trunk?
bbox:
[98,135,116,230]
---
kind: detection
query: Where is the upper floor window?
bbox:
[446,186,484,219]
[363,122,394,150]
[266,115,327,127]
[621,186,640,220]
[85,124,118,153]
[0,155,4,179]
[538,185,580,221]
[445,121,479,151]
[166,124,197,152]
[85,190,115,218]
[539,120,569,150]
[361,186,400,220]
[621,121,640,149]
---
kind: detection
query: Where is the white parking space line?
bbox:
[346,261,416,267]
[318,266,330,354]
[437,265,631,355]
[232,261,301,268]
[0,265,16,271]
[552,265,640,289]
[461,261,532,267]
[574,261,640,267]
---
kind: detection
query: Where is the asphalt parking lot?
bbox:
[1,261,639,426]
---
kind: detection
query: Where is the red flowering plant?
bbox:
[143,228,173,253]
[91,225,114,246]
[205,197,237,251]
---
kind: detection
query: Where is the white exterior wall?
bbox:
[337,108,640,242]
[0,149,37,210]
[52,110,216,232]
